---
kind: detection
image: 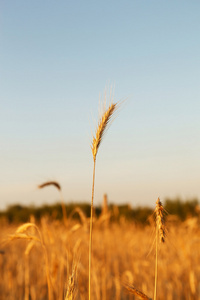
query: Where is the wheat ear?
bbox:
[124,283,152,300]
[154,197,166,300]
[65,264,78,300]
[89,99,118,300]
[155,197,165,243]
[38,181,61,190]
[38,181,67,225]
[91,103,118,161]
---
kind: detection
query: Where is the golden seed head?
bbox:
[38,181,61,191]
[123,282,152,300]
[155,197,165,243]
[91,102,118,161]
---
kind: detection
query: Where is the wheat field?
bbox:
[0,211,200,300]
[1,95,200,300]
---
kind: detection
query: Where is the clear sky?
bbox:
[0,1,200,210]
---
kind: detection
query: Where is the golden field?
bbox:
[0,211,200,300]
[0,98,199,300]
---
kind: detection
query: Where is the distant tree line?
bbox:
[0,197,199,224]
[164,197,199,221]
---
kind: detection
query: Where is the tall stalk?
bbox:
[89,159,96,300]
[154,198,166,300]
[89,98,119,300]
[154,225,158,300]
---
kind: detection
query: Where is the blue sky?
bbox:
[0,1,200,210]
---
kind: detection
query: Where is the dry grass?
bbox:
[1,214,200,299]
[7,222,53,300]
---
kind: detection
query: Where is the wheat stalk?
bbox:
[154,197,166,300]
[38,181,67,225]
[89,92,119,300]
[9,223,53,300]
[25,240,35,300]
